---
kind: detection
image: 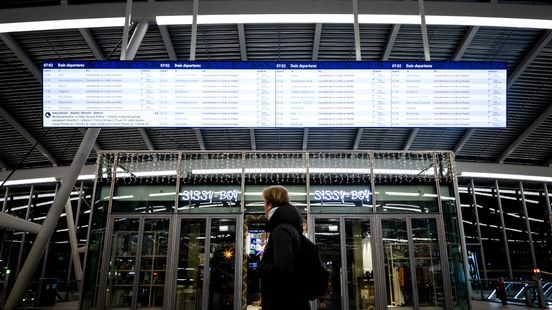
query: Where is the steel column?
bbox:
[544,183,552,232]
[64,198,83,281]
[15,186,33,278]
[1,187,8,212]
[4,128,100,310]
[352,0,361,61]
[494,180,512,279]
[519,182,537,268]
[0,213,41,234]
[120,0,133,60]
[470,179,488,288]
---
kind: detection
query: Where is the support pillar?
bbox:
[4,128,100,310]
[65,198,83,281]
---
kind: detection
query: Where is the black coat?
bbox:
[259,204,310,310]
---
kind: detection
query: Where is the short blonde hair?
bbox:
[262,185,290,205]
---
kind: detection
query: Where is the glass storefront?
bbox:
[80,151,467,310]
[1,152,549,309]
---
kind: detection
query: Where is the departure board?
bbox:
[42,61,507,128]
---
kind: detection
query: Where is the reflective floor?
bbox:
[15,300,550,309]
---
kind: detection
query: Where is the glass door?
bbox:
[313,217,375,310]
[105,217,170,309]
[175,217,238,310]
[381,217,446,310]
[313,216,447,310]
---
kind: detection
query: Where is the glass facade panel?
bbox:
[112,185,176,213]
[382,219,413,309]
[376,185,439,213]
[208,219,237,310]
[499,186,532,279]
[176,219,206,310]
[244,221,266,308]
[525,186,551,276]
[345,219,375,310]
[373,152,439,213]
[106,218,140,308]
[315,219,343,310]
[138,218,170,308]
[412,218,445,309]
[440,185,469,310]
[244,184,306,214]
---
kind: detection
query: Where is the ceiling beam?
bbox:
[302,128,309,150]
[507,30,552,89]
[352,0,361,61]
[403,128,419,151]
[382,24,400,61]
[79,28,104,60]
[194,128,205,150]
[79,129,102,152]
[312,23,322,61]
[138,129,155,150]
[124,19,157,151]
[238,23,247,61]
[125,19,149,60]
[250,129,256,150]
[159,25,177,60]
[453,129,475,154]
[0,105,58,166]
[418,0,431,62]
[353,128,364,150]
[455,28,551,155]
[0,33,42,83]
[452,26,479,61]
[497,104,552,164]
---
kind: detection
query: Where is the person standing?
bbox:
[496,277,508,305]
[258,185,309,310]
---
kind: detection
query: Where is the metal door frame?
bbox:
[310,213,451,310]
[171,213,242,310]
[97,214,173,309]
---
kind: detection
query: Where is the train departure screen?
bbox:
[43,61,506,128]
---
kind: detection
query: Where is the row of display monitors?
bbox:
[43,60,507,128]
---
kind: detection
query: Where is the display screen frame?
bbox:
[42,60,508,128]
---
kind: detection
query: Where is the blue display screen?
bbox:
[43,60,507,128]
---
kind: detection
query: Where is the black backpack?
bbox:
[281,223,330,300]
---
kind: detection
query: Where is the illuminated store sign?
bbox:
[311,186,372,204]
[180,189,240,203]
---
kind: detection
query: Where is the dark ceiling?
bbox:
[0,0,551,172]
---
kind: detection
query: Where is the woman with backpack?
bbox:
[258,185,310,310]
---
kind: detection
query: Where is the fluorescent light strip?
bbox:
[461,171,552,183]
[190,167,431,175]
[149,192,176,197]
[1,177,57,186]
[426,15,552,29]
[0,17,125,33]
[158,13,552,30]
[385,191,420,197]
[358,14,420,25]
[157,14,353,25]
